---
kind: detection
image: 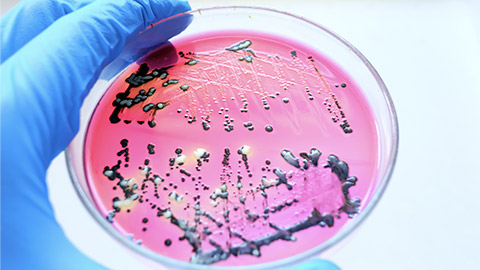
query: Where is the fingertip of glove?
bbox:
[150,0,192,22]
[180,0,192,12]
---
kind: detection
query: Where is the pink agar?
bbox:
[84,30,379,266]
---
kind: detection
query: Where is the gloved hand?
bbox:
[0,1,340,269]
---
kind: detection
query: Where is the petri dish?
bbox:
[66,6,398,269]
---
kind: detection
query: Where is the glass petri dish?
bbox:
[66,6,398,270]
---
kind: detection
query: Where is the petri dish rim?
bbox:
[65,5,399,270]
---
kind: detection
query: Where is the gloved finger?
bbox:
[1,0,191,269]
[0,0,97,63]
[2,0,191,165]
[101,12,193,80]
[290,259,341,270]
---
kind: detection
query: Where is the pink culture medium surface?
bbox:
[83,30,379,266]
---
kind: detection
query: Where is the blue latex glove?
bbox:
[0,1,340,269]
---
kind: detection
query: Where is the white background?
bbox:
[2,0,480,269]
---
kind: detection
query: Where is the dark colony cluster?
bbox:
[100,40,359,265]
[103,139,360,264]
[107,39,353,135]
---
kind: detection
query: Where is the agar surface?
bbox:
[104,140,359,264]
[108,39,352,134]
[85,35,376,266]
